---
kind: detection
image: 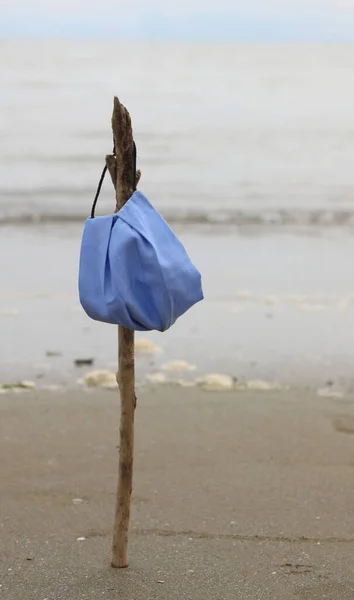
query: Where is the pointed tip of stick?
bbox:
[113,96,130,120]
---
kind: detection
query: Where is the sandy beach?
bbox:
[2,386,354,599]
[2,39,354,599]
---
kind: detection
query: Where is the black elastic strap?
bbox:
[90,164,108,219]
[132,140,137,192]
[90,141,137,219]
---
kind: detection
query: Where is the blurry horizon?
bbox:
[2,0,354,41]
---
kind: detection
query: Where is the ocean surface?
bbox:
[1,40,354,390]
[2,40,354,227]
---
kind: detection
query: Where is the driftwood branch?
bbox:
[105,96,138,569]
[106,156,141,189]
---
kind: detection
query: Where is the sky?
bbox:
[1,0,354,40]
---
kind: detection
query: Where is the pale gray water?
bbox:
[2,40,354,226]
[2,40,354,389]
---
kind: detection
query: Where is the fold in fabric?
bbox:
[79,191,203,331]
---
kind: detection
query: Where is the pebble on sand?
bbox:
[74,358,94,367]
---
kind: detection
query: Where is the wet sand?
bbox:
[2,386,354,599]
[1,224,354,391]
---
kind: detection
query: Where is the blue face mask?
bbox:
[78,148,203,332]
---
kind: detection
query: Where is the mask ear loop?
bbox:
[90,141,137,219]
[90,163,108,219]
[132,140,137,192]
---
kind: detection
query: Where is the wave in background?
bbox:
[2,40,354,228]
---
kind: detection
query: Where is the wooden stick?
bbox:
[105,97,138,569]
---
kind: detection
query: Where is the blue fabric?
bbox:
[79,190,203,331]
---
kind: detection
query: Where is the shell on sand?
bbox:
[135,338,161,355]
[161,360,196,373]
[197,373,234,391]
[83,370,117,389]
